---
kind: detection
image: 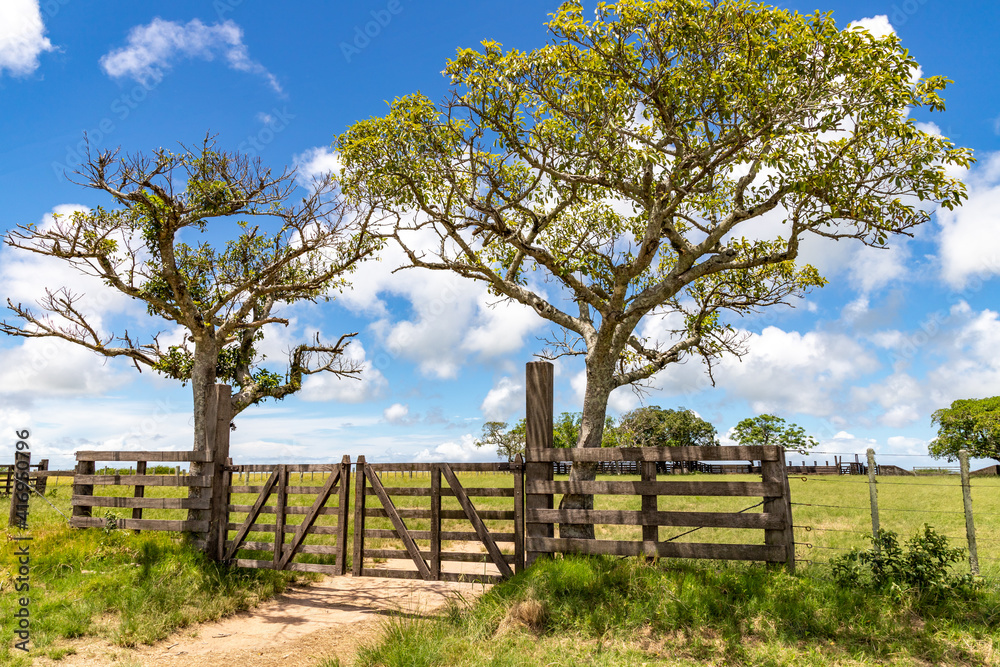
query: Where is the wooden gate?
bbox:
[223,456,351,574]
[352,456,523,584]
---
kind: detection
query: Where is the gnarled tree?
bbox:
[338,0,971,537]
[2,137,379,469]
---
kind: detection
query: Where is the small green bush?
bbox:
[831,525,978,601]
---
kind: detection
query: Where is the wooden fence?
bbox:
[352,458,523,584]
[522,362,795,570]
[2,459,74,496]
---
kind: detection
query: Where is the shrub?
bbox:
[831,525,978,601]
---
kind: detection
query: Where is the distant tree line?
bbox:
[475,407,816,462]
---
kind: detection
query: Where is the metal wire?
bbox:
[661,500,765,543]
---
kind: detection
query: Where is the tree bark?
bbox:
[188,339,220,526]
[558,359,614,539]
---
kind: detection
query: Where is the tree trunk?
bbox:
[558,362,614,540]
[188,341,219,526]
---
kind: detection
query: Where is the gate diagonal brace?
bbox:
[440,463,513,578]
[365,467,432,580]
[224,470,279,562]
[277,466,342,569]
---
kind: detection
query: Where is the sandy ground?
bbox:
[35,553,499,667]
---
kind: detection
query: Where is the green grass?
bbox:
[351,554,1000,666]
[0,476,308,666]
[5,470,1000,666]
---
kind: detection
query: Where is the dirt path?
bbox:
[37,573,491,667]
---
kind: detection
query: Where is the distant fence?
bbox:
[2,459,75,496]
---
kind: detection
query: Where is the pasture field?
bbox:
[3,471,1000,665]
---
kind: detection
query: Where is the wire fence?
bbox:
[787,448,997,576]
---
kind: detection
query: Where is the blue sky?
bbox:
[1,0,998,470]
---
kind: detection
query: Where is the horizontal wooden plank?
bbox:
[526,479,781,497]
[226,522,339,535]
[70,516,210,532]
[373,486,515,498]
[71,495,211,510]
[228,485,341,495]
[232,559,339,574]
[76,450,212,462]
[358,568,502,584]
[525,509,783,530]
[228,464,342,473]
[364,529,515,542]
[526,537,786,562]
[233,542,342,556]
[30,470,77,478]
[227,504,339,516]
[367,508,515,521]
[366,462,518,472]
[529,445,780,463]
[365,549,515,564]
[74,474,212,487]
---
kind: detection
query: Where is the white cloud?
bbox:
[414,433,490,462]
[299,339,388,403]
[711,326,880,417]
[382,402,409,424]
[0,0,53,77]
[0,338,133,401]
[480,376,523,421]
[937,152,1000,288]
[100,18,281,93]
[461,293,546,358]
[848,15,895,39]
[293,146,342,185]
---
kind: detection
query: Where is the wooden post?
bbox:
[35,459,49,496]
[8,451,30,528]
[959,449,979,575]
[335,456,351,575]
[132,461,146,533]
[866,448,880,550]
[220,457,233,561]
[762,447,795,572]
[513,453,524,573]
[524,361,554,566]
[274,465,288,567]
[72,456,95,521]
[641,460,657,558]
[352,456,367,576]
[203,384,233,560]
[430,463,441,580]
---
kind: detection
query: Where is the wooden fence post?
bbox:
[132,460,146,533]
[203,384,232,560]
[513,453,524,573]
[274,465,288,568]
[72,456,95,522]
[336,455,351,575]
[430,463,441,580]
[352,456,367,576]
[762,447,795,571]
[959,449,979,575]
[35,459,49,496]
[3,464,12,496]
[641,460,657,559]
[8,451,30,528]
[524,361,554,567]
[866,448,880,550]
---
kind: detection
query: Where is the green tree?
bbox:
[617,406,717,448]
[731,414,817,454]
[929,397,1000,463]
[338,0,970,536]
[475,419,526,462]
[554,411,619,448]
[2,137,379,465]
